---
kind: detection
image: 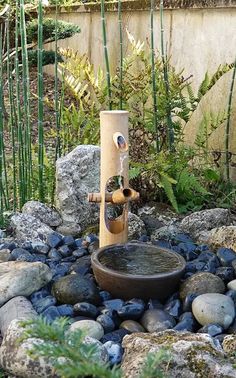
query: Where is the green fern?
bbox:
[159,173,179,212]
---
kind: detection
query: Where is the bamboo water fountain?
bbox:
[88,110,139,248]
[89,111,186,300]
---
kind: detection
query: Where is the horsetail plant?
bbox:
[15,0,25,208]
[0,23,5,225]
[101,0,112,110]
[6,7,17,211]
[225,56,236,182]
[38,0,44,201]
[160,0,174,151]
[20,0,32,199]
[118,0,123,110]
[150,0,159,153]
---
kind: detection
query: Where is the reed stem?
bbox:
[118,0,123,110]
[101,0,112,109]
[20,0,32,199]
[151,0,159,152]
[160,0,174,151]
[225,56,236,182]
[15,0,25,207]
[38,0,44,201]
[7,8,17,210]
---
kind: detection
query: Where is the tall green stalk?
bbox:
[160,0,174,151]
[101,0,112,109]
[225,57,236,182]
[15,0,25,207]
[20,0,32,199]
[38,0,44,201]
[151,0,159,152]
[118,0,123,110]
[0,24,5,224]
[7,8,17,211]
[54,0,61,160]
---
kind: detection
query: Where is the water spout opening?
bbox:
[113,132,128,152]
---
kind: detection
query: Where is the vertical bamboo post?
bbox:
[100,110,129,247]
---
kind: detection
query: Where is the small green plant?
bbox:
[19,317,171,378]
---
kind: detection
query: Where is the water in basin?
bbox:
[98,244,183,275]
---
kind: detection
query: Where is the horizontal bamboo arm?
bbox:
[88,188,139,204]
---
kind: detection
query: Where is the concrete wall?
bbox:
[44,0,236,169]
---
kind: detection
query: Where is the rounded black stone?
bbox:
[117,301,145,320]
[215,267,235,282]
[100,329,129,344]
[69,256,91,276]
[42,306,60,323]
[96,314,116,333]
[103,299,124,311]
[62,235,76,248]
[99,290,112,302]
[34,296,57,313]
[52,274,101,305]
[164,299,182,319]
[57,304,74,317]
[216,248,236,267]
[73,302,99,318]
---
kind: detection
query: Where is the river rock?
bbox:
[128,213,146,240]
[192,293,235,329]
[180,208,231,239]
[52,274,100,305]
[83,336,109,364]
[55,145,100,236]
[22,201,62,227]
[205,226,236,252]
[0,319,57,378]
[10,213,54,243]
[0,261,52,306]
[120,320,145,333]
[140,309,176,333]
[0,296,37,336]
[121,330,236,378]
[180,272,225,300]
[227,279,236,290]
[103,341,123,366]
[69,320,104,340]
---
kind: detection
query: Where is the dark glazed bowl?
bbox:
[91,242,186,301]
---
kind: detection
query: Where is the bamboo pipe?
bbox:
[88,188,139,204]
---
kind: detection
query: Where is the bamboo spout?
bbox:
[88,188,139,204]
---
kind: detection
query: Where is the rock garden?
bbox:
[0,0,236,377]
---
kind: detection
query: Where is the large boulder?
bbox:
[180,208,231,239]
[55,145,100,236]
[204,226,236,252]
[22,201,62,228]
[10,213,55,243]
[0,319,57,378]
[121,330,236,378]
[0,261,52,306]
